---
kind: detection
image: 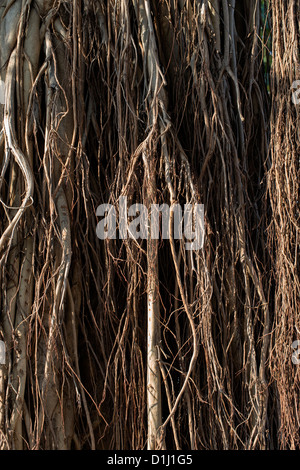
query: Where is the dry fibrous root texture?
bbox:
[0,0,290,450]
[268,0,300,450]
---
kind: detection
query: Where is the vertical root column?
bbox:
[147,282,162,450]
[146,152,162,450]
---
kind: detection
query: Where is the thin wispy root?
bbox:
[0,0,298,450]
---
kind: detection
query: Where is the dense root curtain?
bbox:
[268,0,300,450]
[0,0,298,450]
